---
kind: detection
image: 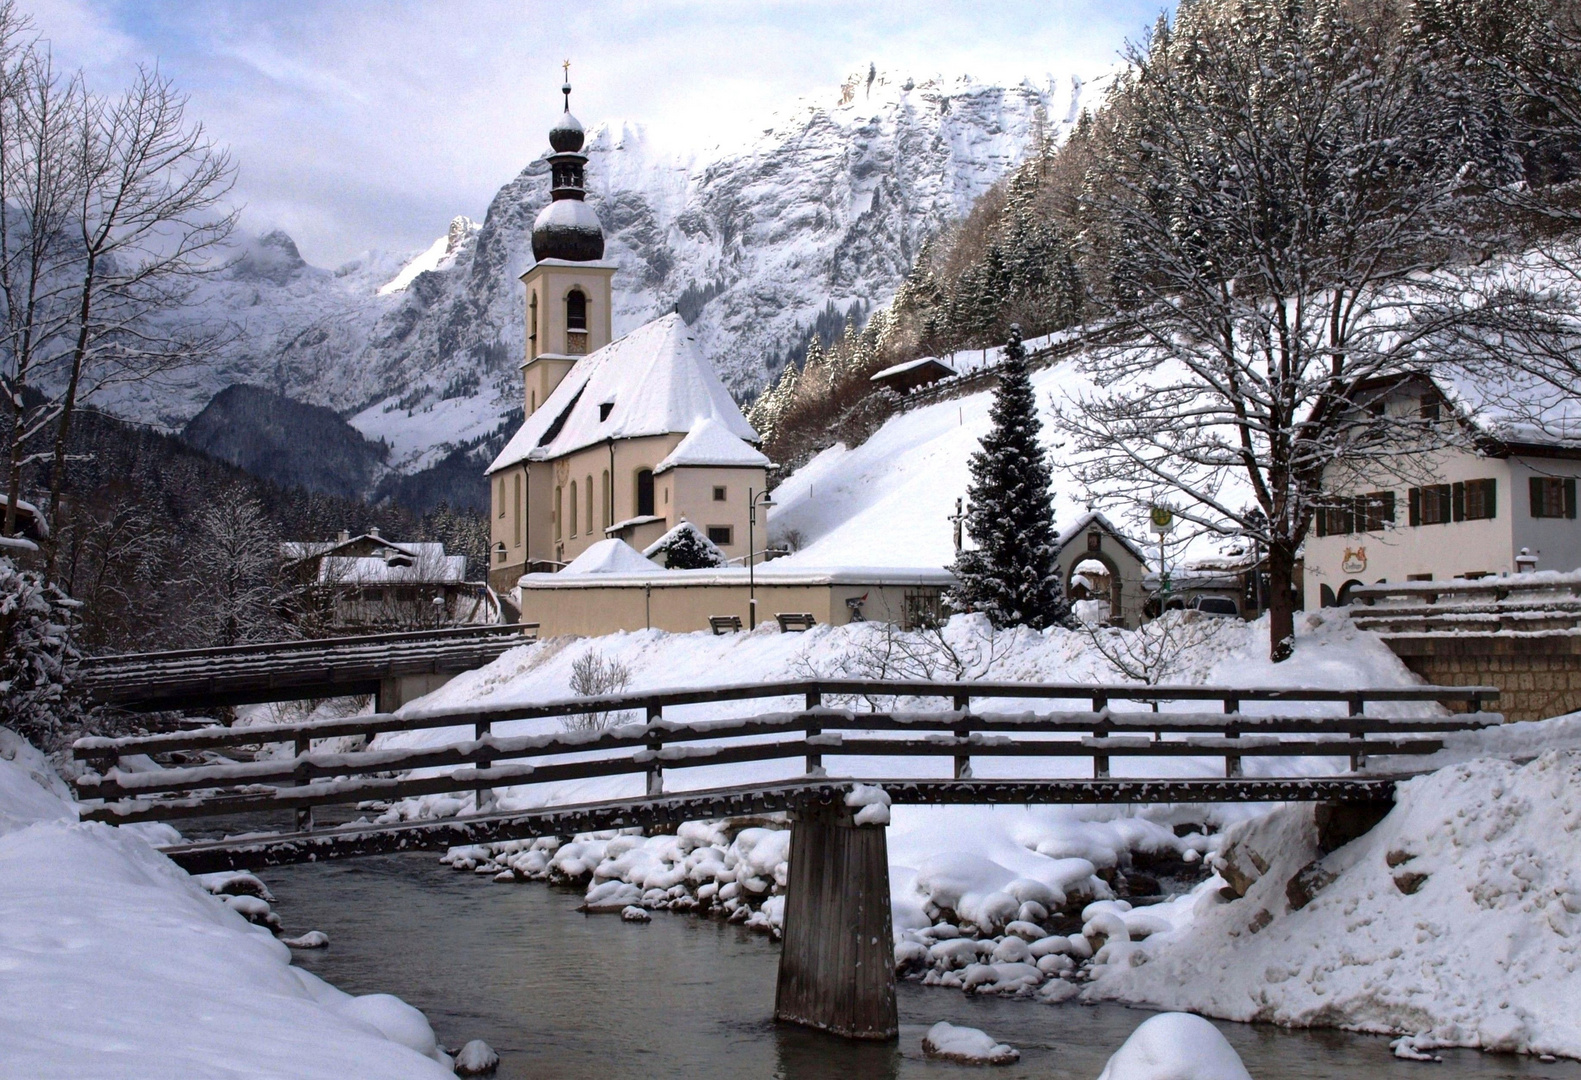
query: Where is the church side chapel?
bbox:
[486,74,769,592]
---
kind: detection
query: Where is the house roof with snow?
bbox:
[1053,511,1150,566]
[655,417,770,474]
[317,553,466,585]
[487,313,760,474]
[1432,369,1581,452]
[281,533,447,567]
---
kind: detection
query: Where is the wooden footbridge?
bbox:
[79,624,536,713]
[72,677,1498,1041]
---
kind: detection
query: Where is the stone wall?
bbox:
[1385,633,1581,723]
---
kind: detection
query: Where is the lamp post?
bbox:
[748,487,774,629]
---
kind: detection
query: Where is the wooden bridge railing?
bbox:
[71,679,1500,830]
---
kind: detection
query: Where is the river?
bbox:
[267,854,1578,1079]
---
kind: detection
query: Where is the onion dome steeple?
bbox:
[532,65,604,263]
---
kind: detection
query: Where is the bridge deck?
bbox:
[80,624,536,711]
[160,774,1410,874]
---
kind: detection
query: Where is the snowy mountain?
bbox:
[100,69,1100,477]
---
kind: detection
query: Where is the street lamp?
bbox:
[747,487,775,629]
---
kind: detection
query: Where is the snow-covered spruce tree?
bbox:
[653,521,726,570]
[0,556,84,748]
[949,326,1070,630]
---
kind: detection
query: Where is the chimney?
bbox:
[338,529,349,543]
[369,526,381,539]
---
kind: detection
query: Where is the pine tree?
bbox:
[0,556,84,748]
[653,522,726,569]
[948,325,1069,630]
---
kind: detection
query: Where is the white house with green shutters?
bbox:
[1304,372,1581,607]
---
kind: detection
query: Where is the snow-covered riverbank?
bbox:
[0,730,453,1079]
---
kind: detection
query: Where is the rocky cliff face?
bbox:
[103,70,1098,476]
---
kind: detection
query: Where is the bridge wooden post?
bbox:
[293,734,313,832]
[474,720,493,813]
[1348,693,1367,771]
[774,799,897,1041]
[805,690,823,776]
[1092,693,1110,778]
[952,693,971,779]
[1224,696,1242,778]
[645,701,664,796]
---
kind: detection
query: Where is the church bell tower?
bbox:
[520,65,616,417]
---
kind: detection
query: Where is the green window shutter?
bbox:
[1409,487,1421,526]
[1452,481,1465,522]
[1531,476,1546,517]
[1567,477,1578,520]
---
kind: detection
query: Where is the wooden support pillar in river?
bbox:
[774,800,897,1041]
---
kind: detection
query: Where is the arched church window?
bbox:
[585,475,594,534]
[565,289,589,354]
[529,293,538,358]
[636,469,655,517]
[569,480,579,536]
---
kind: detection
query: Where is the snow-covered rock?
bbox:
[1095,1013,1251,1080]
[453,1038,499,1075]
[921,1021,1019,1065]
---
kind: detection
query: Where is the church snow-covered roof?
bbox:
[655,417,770,473]
[487,313,759,474]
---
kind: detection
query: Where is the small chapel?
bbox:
[485,76,769,593]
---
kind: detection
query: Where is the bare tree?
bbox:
[189,486,280,647]
[563,650,632,732]
[1060,0,1513,660]
[1082,610,1225,691]
[0,9,235,575]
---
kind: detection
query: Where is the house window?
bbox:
[566,289,588,354]
[1087,531,1102,551]
[707,525,733,546]
[636,469,655,516]
[513,473,523,547]
[1315,492,1393,536]
[1460,479,1496,521]
[569,480,578,537]
[1419,392,1443,422]
[1531,476,1578,519]
[363,587,384,603]
[1409,484,1452,526]
[713,485,727,502]
[396,587,416,603]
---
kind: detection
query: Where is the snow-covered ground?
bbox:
[1086,737,1581,1059]
[768,348,1235,568]
[0,729,453,1079]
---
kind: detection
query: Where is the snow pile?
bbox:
[0,729,453,1078]
[561,538,658,575]
[845,783,891,825]
[921,1020,1020,1064]
[1095,1013,1251,1080]
[453,1039,500,1076]
[1087,748,1581,1058]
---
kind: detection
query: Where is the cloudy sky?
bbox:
[29,1,1171,267]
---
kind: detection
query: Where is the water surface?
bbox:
[269,854,1579,1079]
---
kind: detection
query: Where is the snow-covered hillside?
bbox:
[96,70,1099,474]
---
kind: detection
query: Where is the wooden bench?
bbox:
[709,615,743,635]
[776,613,817,633]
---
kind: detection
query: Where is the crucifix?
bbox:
[949,497,967,555]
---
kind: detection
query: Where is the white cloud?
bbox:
[21,0,1167,265]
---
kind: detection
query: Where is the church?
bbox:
[486,77,769,593]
